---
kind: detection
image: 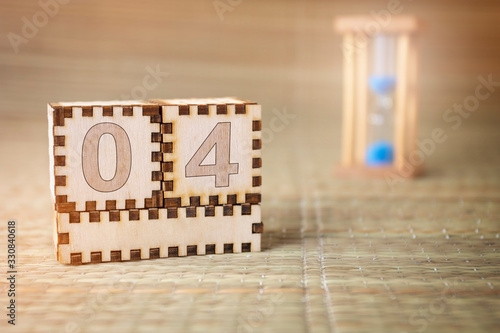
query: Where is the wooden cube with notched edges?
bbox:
[48,98,262,264]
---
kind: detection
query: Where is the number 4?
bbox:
[185,122,239,187]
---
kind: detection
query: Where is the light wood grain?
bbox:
[406,35,419,162]
[354,38,368,165]
[394,33,410,171]
[341,33,355,167]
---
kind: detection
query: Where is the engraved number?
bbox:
[82,123,132,192]
[185,122,238,187]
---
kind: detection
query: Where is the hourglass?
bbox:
[335,15,422,178]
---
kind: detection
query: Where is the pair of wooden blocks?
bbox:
[48,98,262,264]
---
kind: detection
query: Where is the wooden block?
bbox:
[55,205,261,264]
[153,98,261,207]
[48,102,162,213]
[49,98,262,265]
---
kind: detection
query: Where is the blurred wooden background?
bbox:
[2,0,500,167]
[2,0,500,119]
[1,1,500,332]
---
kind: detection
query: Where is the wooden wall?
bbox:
[1,0,499,120]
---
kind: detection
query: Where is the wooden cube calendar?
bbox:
[48,98,262,264]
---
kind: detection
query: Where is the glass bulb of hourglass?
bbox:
[365,34,396,167]
[366,89,395,166]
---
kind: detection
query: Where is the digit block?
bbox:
[48,98,262,264]
[48,101,163,213]
[152,98,262,207]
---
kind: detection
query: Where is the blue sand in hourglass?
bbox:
[369,76,396,95]
[366,140,394,166]
[366,74,396,166]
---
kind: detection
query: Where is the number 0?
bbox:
[82,123,132,192]
[185,122,239,187]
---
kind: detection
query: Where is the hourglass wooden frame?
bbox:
[335,15,422,178]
